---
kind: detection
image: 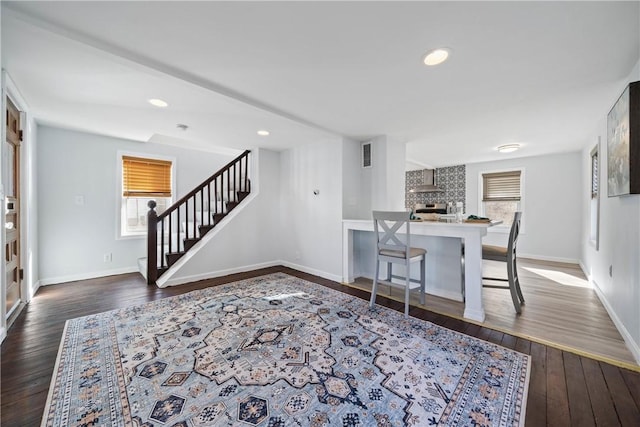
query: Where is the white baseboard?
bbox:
[158,261,281,288]
[518,253,580,264]
[39,266,140,286]
[158,260,343,288]
[592,280,640,365]
[278,261,343,283]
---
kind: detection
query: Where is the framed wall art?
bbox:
[607,80,640,197]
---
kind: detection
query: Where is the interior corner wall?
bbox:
[37,125,235,284]
[360,135,406,216]
[384,137,407,211]
[342,137,364,219]
[581,60,640,362]
[279,139,344,281]
[466,151,582,262]
[23,116,38,299]
[371,135,393,210]
[161,148,282,286]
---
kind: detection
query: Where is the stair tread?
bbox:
[166,251,186,256]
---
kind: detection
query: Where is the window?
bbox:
[481,169,522,228]
[120,154,173,236]
[590,143,600,249]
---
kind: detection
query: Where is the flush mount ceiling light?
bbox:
[148,98,168,107]
[497,144,521,153]
[257,130,270,136]
[423,48,451,66]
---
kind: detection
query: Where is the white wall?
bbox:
[369,135,406,211]
[466,151,583,262]
[165,140,346,285]
[581,60,640,363]
[160,148,282,286]
[162,134,407,285]
[385,137,407,211]
[278,138,344,281]
[342,138,363,219]
[36,128,347,287]
[369,135,388,211]
[357,135,407,218]
[37,125,234,284]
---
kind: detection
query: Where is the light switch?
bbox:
[75,195,85,206]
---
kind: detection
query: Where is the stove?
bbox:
[414,203,447,214]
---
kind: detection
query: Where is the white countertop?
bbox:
[343,218,501,238]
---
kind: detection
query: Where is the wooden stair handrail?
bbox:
[157,149,250,221]
[147,150,251,285]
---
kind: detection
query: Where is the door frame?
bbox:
[1,71,33,341]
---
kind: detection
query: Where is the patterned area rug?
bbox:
[42,273,530,426]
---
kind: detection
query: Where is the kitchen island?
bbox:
[342,219,501,322]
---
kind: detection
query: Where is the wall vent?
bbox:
[362,142,372,168]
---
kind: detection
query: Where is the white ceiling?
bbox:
[2,1,639,166]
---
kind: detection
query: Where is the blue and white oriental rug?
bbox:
[42,273,530,426]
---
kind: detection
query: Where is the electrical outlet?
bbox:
[103,253,112,262]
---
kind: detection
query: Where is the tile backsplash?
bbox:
[405,165,466,212]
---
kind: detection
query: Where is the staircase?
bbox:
[145,150,251,285]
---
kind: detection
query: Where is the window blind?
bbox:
[591,150,598,199]
[122,156,172,197]
[482,171,521,201]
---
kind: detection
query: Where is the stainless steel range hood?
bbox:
[409,169,444,193]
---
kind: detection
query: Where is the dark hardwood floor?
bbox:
[2,266,639,426]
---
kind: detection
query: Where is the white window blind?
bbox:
[482,171,521,201]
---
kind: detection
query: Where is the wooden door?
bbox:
[5,97,21,319]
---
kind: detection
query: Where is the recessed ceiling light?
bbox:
[148,98,168,108]
[257,130,270,136]
[423,48,450,66]
[497,144,521,153]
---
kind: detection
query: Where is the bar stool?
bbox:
[482,211,525,313]
[369,211,426,318]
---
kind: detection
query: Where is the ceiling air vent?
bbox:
[362,142,372,168]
